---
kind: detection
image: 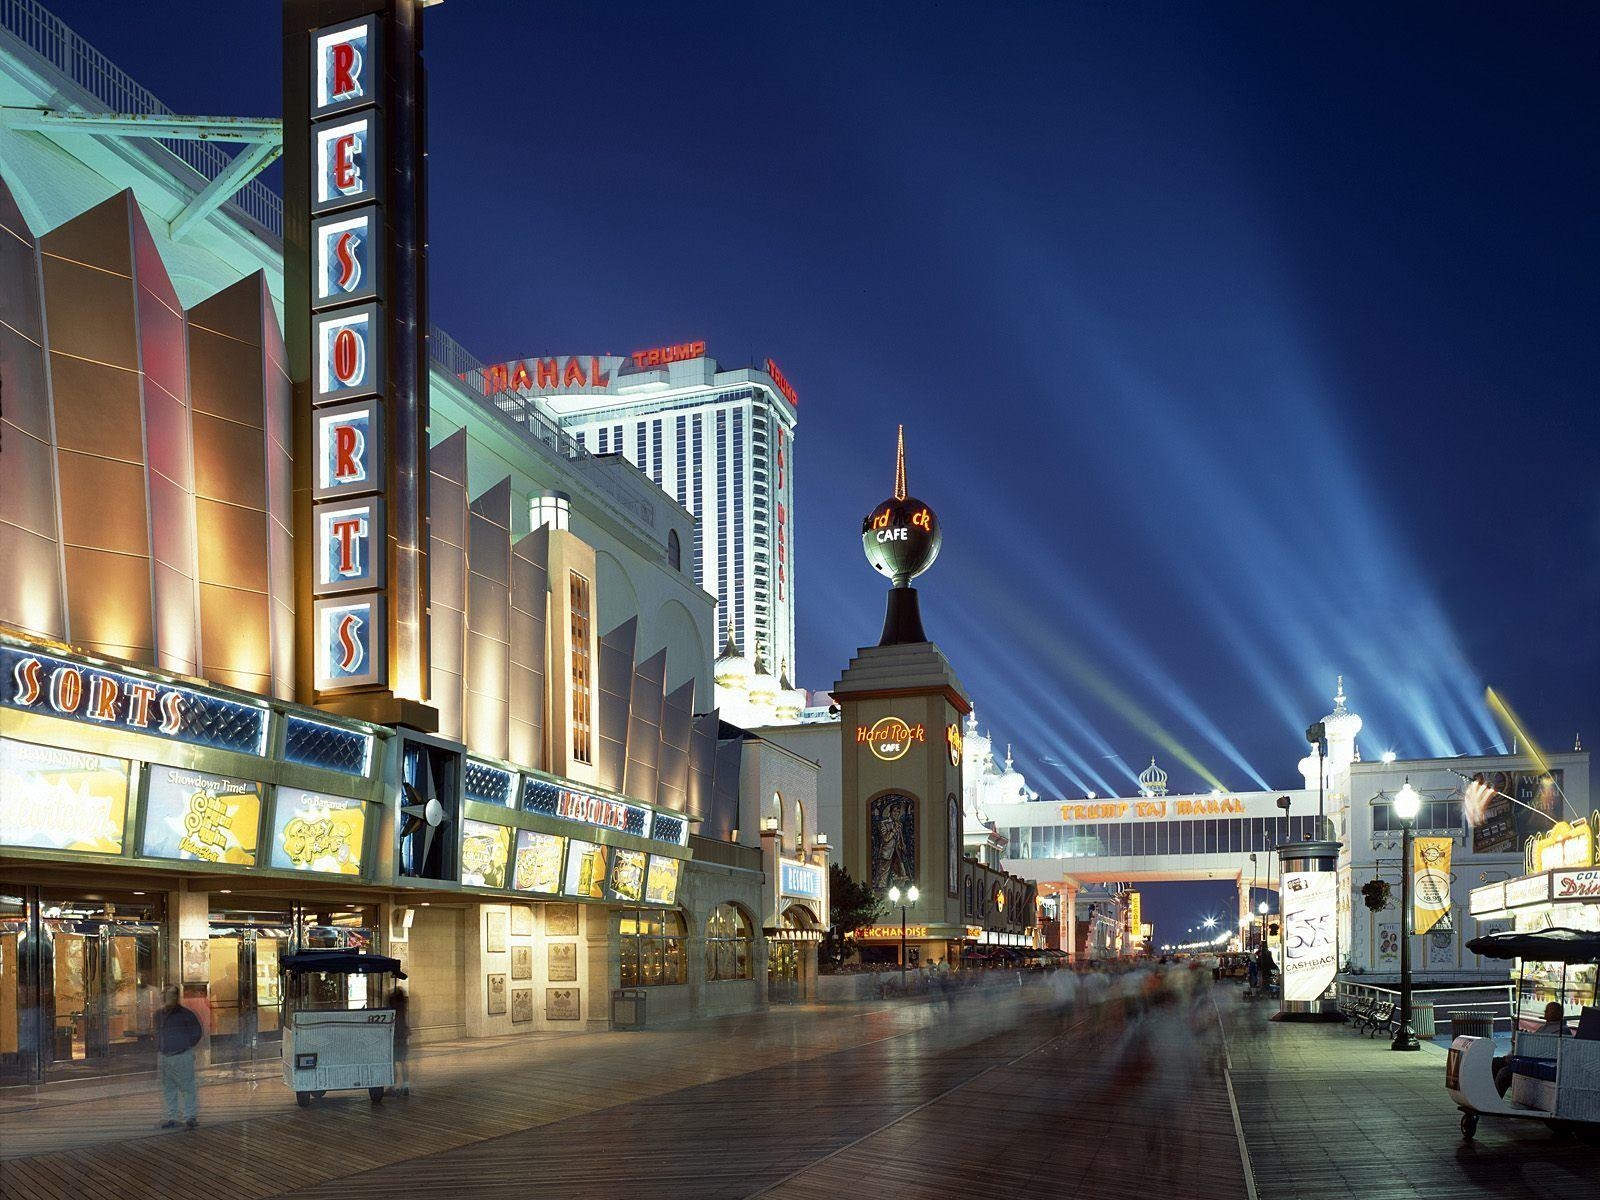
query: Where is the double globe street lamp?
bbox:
[1391,778,1423,1051]
[887,883,919,986]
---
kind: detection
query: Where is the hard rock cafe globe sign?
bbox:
[862,426,941,644]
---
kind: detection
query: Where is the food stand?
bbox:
[1467,814,1599,1028]
[1446,928,1600,1141]
[280,951,405,1106]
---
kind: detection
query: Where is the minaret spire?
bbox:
[893,423,907,501]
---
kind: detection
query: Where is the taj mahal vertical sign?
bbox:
[285,0,433,729]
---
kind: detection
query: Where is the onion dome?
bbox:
[996,745,1028,803]
[1138,756,1169,797]
[1321,675,1363,744]
[713,620,751,690]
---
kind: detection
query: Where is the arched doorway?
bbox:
[768,905,820,1004]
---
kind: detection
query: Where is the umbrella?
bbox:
[281,950,407,977]
[1464,927,1600,965]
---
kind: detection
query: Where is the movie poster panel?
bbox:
[461,820,512,889]
[609,848,646,903]
[644,856,682,906]
[269,788,366,874]
[564,839,607,899]
[511,830,565,894]
[142,766,263,866]
[0,738,130,855]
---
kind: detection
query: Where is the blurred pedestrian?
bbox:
[154,985,202,1130]
[389,985,411,1096]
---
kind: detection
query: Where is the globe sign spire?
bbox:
[863,425,942,644]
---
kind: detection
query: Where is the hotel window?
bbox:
[570,572,593,765]
[705,903,753,981]
[667,529,681,572]
[619,909,687,986]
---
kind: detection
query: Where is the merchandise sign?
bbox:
[1281,871,1338,1003]
[1413,836,1453,935]
[0,737,130,854]
[520,776,653,840]
[779,859,824,900]
[290,1,431,714]
[141,766,263,866]
[3,643,268,756]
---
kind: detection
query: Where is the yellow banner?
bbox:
[1127,891,1142,940]
[1413,836,1452,934]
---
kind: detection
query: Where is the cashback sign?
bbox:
[1281,871,1337,1002]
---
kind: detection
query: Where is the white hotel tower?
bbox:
[475,346,800,695]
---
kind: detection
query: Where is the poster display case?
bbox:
[460,820,512,888]
[269,789,369,875]
[0,737,132,855]
[141,766,264,866]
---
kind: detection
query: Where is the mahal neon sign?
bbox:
[480,357,612,396]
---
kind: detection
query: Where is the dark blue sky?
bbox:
[45,1,1598,936]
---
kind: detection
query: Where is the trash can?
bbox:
[1411,1001,1435,1038]
[1449,1011,1495,1040]
[611,988,646,1031]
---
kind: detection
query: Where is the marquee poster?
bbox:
[1281,871,1337,1002]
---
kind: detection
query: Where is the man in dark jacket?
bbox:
[154,985,203,1129]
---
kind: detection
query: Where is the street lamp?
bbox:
[1391,779,1422,1051]
[887,883,919,987]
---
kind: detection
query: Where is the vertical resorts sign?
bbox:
[287,0,432,726]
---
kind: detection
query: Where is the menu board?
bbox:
[610,849,647,903]
[644,855,682,906]
[512,830,566,894]
[141,766,263,865]
[564,839,608,899]
[0,737,129,854]
[461,820,512,888]
[268,788,366,874]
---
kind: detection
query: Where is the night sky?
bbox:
[43,2,1599,940]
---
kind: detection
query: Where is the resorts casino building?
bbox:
[0,3,826,1085]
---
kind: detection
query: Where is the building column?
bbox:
[1064,887,1078,963]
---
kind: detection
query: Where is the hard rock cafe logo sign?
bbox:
[946,722,963,767]
[857,716,925,762]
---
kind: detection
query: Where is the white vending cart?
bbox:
[280,951,404,1106]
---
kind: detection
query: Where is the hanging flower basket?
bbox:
[1361,878,1392,913]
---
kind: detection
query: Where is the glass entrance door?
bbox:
[44,919,162,1070]
[768,942,800,1003]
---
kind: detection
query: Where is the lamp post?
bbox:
[1391,778,1422,1051]
[887,883,919,987]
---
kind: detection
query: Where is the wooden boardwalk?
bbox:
[1225,998,1598,1200]
[5,975,1585,1199]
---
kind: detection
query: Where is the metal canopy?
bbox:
[0,105,283,241]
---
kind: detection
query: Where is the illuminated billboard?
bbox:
[460,820,512,889]
[512,830,566,894]
[0,737,130,855]
[141,766,263,866]
[269,788,366,875]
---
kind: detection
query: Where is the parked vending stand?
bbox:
[280,951,405,1107]
[1446,928,1600,1143]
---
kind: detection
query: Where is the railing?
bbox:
[0,0,284,236]
[1337,979,1516,1032]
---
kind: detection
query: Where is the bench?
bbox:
[1363,1001,1397,1037]
[1343,998,1374,1030]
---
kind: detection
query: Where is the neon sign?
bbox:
[947,722,963,767]
[765,357,799,407]
[480,357,611,396]
[3,643,268,756]
[857,716,925,762]
[630,341,705,368]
